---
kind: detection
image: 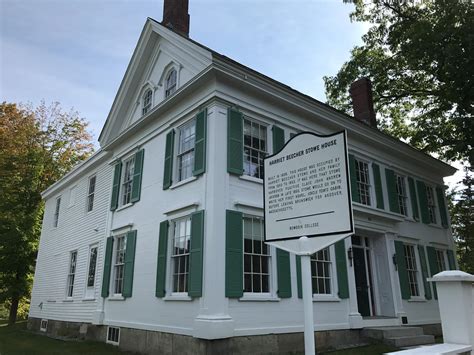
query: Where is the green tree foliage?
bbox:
[0,102,93,324]
[325,0,473,166]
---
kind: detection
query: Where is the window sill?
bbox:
[408,297,427,303]
[239,294,280,302]
[62,299,73,303]
[108,295,125,301]
[82,298,96,302]
[163,294,192,301]
[46,299,56,303]
[169,176,197,189]
[313,295,341,302]
[238,175,263,185]
[115,203,133,212]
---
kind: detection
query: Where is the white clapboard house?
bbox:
[28,1,457,353]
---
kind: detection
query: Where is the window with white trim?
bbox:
[355,159,371,205]
[142,89,152,115]
[87,175,96,212]
[395,174,408,216]
[243,215,270,293]
[121,156,135,206]
[435,249,447,272]
[176,119,196,182]
[171,216,191,293]
[243,118,267,179]
[53,196,61,227]
[311,247,332,295]
[113,235,127,295]
[87,246,98,288]
[66,251,77,298]
[426,186,437,224]
[404,244,420,297]
[165,69,177,98]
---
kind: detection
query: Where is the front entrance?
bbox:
[352,235,375,317]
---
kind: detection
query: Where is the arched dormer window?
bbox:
[165,69,177,98]
[142,89,153,115]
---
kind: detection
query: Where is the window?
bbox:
[87,175,96,212]
[66,251,77,298]
[53,196,61,227]
[395,174,408,216]
[40,319,48,332]
[355,159,371,205]
[121,156,135,206]
[404,244,420,297]
[177,120,196,181]
[113,235,127,295]
[171,216,191,293]
[107,326,120,345]
[426,186,437,224]
[243,118,267,179]
[165,69,177,98]
[243,215,270,293]
[311,248,332,295]
[435,249,447,272]
[142,89,152,115]
[87,246,98,288]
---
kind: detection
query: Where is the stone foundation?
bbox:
[27,317,371,354]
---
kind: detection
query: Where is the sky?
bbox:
[0,0,463,186]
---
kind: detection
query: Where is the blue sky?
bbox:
[1,0,368,141]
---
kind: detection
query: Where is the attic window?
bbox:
[142,89,152,115]
[165,69,177,98]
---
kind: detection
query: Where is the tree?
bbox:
[0,101,94,324]
[324,0,473,167]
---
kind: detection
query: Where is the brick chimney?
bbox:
[162,0,190,37]
[349,77,377,128]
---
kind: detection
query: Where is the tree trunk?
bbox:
[8,296,19,325]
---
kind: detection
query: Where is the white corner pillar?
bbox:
[345,236,363,328]
[431,270,474,346]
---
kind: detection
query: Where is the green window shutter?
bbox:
[156,221,169,298]
[272,125,285,153]
[296,255,302,299]
[417,245,432,300]
[122,230,137,298]
[385,169,400,214]
[372,164,385,209]
[101,237,114,298]
[276,249,291,298]
[394,240,410,300]
[447,250,456,270]
[426,246,439,299]
[349,155,360,203]
[225,210,243,298]
[335,240,349,299]
[188,210,204,297]
[408,177,420,220]
[110,162,122,211]
[416,180,430,224]
[227,108,244,175]
[131,150,144,203]
[193,109,207,177]
[163,130,175,190]
[436,186,449,228]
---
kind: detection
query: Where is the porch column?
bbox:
[346,236,363,328]
[385,232,406,322]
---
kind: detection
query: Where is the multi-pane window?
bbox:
[142,89,152,115]
[426,186,437,224]
[243,118,267,179]
[121,156,135,206]
[404,245,420,297]
[171,217,191,293]
[177,120,196,181]
[66,251,77,298]
[243,216,270,293]
[165,69,177,98]
[113,235,126,295]
[87,246,98,288]
[54,197,61,227]
[311,247,331,295]
[355,159,371,205]
[395,174,408,216]
[435,249,447,272]
[87,175,96,212]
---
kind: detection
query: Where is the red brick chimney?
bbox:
[349,77,377,128]
[162,0,190,37]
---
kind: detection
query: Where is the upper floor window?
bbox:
[121,156,135,206]
[165,69,177,98]
[395,174,408,216]
[311,247,331,295]
[177,119,196,181]
[404,244,420,297]
[113,234,127,295]
[426,186,437,224]
[54,196,61,227]
[243,118,267,179]
[142,89,153,115]
[87,175,96,212]
[171,216,191,293]
[355,159,371,205]
[66,251,77,298]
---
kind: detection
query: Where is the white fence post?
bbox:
[431,270,474,346]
